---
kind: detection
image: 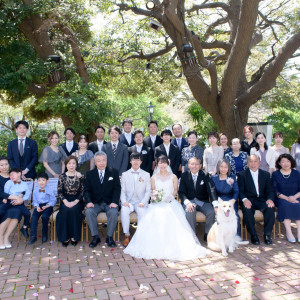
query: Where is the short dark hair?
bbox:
[208,131,218,139]
[130,153,143,161]
[15,120,29,129]
[95,125,105,133]
[37,172,49,180]
[172,124,182,130]
[273,131,283,139]
[64,127,76,135]
[160,129,172,137]
[65,155,78,168]
[148,120,158,128]
[275,153,296,170]
[0,156,8,163]
[156,155,169,165]
[133,130,144,138]
[9,168,22,174]
[108,125,121,135]
[187,130,198,137]
[122,118,133,126]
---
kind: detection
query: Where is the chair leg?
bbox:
[240,220,243,239]
[278,221,281,236]
[118,221,120,242]
[81,221,84,242]
[86,222,88,242]
[273,224,275,240]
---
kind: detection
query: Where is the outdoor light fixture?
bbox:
[182,44,193,53]
[147,101,155,121]
[148,19,163,31]
[146,1,155,10]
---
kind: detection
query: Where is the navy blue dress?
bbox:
[0,175,10,222]
[272,169,300,222]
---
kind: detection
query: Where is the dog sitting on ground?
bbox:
[207,198,249,256]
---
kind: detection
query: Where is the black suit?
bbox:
[119,133,136,147]
[238,168,275,236]
[154,144,180,176]
[60,141,78,157]
[144,135,163,151]
[88,140,107,154]
[128,144,153,173]
[171,137,189,153]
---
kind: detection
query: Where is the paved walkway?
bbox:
[0,223,299,300]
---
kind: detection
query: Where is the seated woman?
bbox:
[250,132,276,174]
[72,135,95,175]
[225,138,248,176]
[39,131,67,178]
[181,131,204,173]
[271,131,289,161]
[211,159,241,236]
[56,156,85,246]
[219,133,232,156]
[272,154,300,243]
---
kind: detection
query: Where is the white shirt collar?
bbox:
[18,137,26,141]
[98,169,105,176]
[130,168,141,173]
[112,141,119,148]
[124,132,132,137]
[97,140,103,145]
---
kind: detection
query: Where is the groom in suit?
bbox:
[238,154,275,245]
[120,153,151,246]
[179,157,217,241]
[84,151,121,248]
[7,120,38,179]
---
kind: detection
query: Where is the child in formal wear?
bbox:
[28,172,56,244]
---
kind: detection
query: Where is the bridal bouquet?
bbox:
[151,189,165,203]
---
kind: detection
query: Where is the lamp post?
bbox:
[147,102,155,122]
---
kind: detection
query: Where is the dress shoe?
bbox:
[89,236,101,248]
[71,239,78,246]
[203,233,208,242]
[106,236,116,247]
[122,236,130,247]
[287,235,296,243]
[42,233,48,243]
[20,227,29,239]
[28,237,37,245]
[251,235,260,245]
[62,241,69,247]
[4,243,12,248]
[264,235,272,245]
[0,245,5,250]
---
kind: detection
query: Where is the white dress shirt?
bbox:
[136,145,143,153]
[164,143,170,156]
[98,169,105,181]
[124,132,132,145]
[66,140,74,153]
[150,135,156,145]
[97,140,104,151]
[250,169,259,196]
[18,136,26,152]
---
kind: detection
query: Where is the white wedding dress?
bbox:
[123,173,208,261]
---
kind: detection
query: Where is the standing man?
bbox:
[171,124,188,153]
[60,127,78,157]
[88,125,107,154]
[128,130,153,173]
[179,157,217,241]
[102,126,128,176]
[144,121,163,151]
[238,154,275,245]
[120,153,151,246]
[7,120,38,179]
[119,119,136,147]
[84,152,121,248]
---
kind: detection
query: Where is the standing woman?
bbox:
[72,135,95,175]
[203,132,224,175]
[181,131,204,173]
[241,126,256,155]
[39,131,67,178]
[271,131,289,161]
[250,132,276,174]
[219,133,232,156]
[56,156,85,246]
[272,154,300,243]
[291,130,300,173]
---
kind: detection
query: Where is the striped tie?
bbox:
[99,171,103,184]
[113,143,117,155]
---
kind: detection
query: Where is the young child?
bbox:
[3,168,31,237]
[28,172,56,244]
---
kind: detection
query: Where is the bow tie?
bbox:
[14,181,21,185]
[131,172,139,174]
[39,189,45,193]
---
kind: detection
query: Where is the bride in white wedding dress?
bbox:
[124,155,208,261]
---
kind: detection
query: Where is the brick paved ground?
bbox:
[0,222,299,300]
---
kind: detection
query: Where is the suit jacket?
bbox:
[171,137,189,153]
[128,144,153,173]
[144,135,163,150]
[60,141,78,157]
[84,167,121,205]
[238,168,274,203]
[7,138,38,179]
[178,170,217,203]
[119,133,136,147]
[88,140,107,154]
[120,168,151,205]
[102,142,128,176]
[154,144,180,176]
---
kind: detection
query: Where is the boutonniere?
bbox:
[108,177,113,181]
[142,150,147,154]
[200,180,204,185]
[226,178,234,186]
[138,177,144,183]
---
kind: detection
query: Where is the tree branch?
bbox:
[187,2,231,14]
[203,17,229,40]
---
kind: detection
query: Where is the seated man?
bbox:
[121,153,151,246]
[178,157,217,241]
[238,154,275,245]
[84,151,121,248]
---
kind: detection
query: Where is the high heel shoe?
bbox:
[287,236,296,243]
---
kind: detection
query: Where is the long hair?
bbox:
[254,132,268,151]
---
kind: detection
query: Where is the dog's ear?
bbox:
[218,197,223,204]
[229,199,236,206]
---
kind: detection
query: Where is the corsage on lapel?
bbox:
[108,177,113,181]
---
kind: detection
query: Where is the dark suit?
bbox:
[128,144,153,173]
[84,167,121,237]
[179,170,217,233]
[119,133,135,147]
[7,138,38,179]
[88,140,107,154]
[60,141,78,157]
[144,135,163,151]
[154,144,181,176]
[238,168,275,236]
[171,137,189,153]
[102,142,128,176]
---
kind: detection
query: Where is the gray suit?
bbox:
[102,142,129,176]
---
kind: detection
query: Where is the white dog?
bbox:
[207,198,249,256]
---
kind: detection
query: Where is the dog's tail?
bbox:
[234,235,249,245]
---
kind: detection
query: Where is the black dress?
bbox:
[241,139,256,156]
[56,173,85,242]
[0,175,10,222]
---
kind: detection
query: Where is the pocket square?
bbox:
[200,180,204,185]
[108,177,113,181]
[142,150,147,154]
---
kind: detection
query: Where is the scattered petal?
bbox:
[90,256,94,259]
[69,288,73,293]
[103,278,111,282]
[245,264,249,266]
[161,289,166,294]
[184,278,189,282]
[84,256,87,258]
[91,274,95,278]
[209,278,214,281]
[75,281,81,284]
[39,285,46,289]
[110,249,114,251]
[29,285,35,288]
[260,284,264,286]
[102,246,106,248]
[49,296,56,300]
[55,271,59,274]
[101,270,106,274]
[194,278,200,281]
[49,241,53,244]
[139,284,149,291]
[76,259,80,262]
[235,280,240,284]
[33,293,38,297]
[80,246,83,249]
[3,272,7,275]
[52,256,57,259]
[36,248,40,250]
[26,252,31,255]
[254,278,259,281]
[185,276,190,278]
[295,286,299,289]
[58,260,62,263]
[92,250,97,253]
[48,252,51,255]
[108,263,113,266]
[104,254,108,257]
[38,235,42,238]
